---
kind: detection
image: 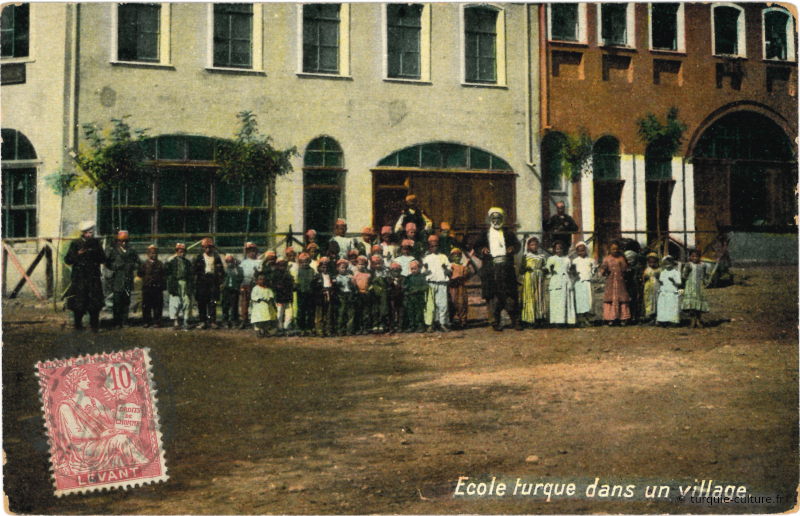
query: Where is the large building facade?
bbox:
[1,2,797,294]
[540,2,797,257]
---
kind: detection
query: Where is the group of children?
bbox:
[518,237,711,329]
[119,217,711,335]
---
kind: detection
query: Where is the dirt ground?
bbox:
[3,265,798,514]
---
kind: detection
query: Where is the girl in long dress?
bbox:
[599,241,631,326]
[656,255,681,325]
[546,241,576,326]
[250,273,277,337]
[571,241,596,327]
[681,248,711,328]
[520,236,548,327]
[641,252,661,323]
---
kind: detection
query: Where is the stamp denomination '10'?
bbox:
[35,348,168,496]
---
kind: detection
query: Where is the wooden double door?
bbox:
[593,179,624,254]
[372,169,517,238]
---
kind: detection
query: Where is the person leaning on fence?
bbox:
[105,230,141,329]
[138,245,166,328]
[64,220,106,332]
[221,254,244,329]
[193,237,224,329]
[166,242,193,330]
[239,242,261,329]
[473,207,523,331]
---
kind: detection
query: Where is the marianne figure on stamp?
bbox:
[54,368,150,476]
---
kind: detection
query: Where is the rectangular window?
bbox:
[387,4,422,79]
[465,7,498,83]
[651,3,679,51]
[601,3,628,46]
[714,6,740,55]
[765,10,789,60]
[551,4,579,42]
[118,3,160,62]
[1,3,29,59]
[2,168,36,238]
[213,3,252,68]
[303,4,340,74]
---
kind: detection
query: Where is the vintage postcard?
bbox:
[2,1,798,514]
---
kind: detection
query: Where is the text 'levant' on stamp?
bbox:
[35,347,168,496]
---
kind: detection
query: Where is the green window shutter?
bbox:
[651,3,678,50]
[714,6,739,55]
[551,4,578,41]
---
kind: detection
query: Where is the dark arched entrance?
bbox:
[692,111,795,250]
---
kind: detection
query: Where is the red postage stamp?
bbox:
[35,347,168,496]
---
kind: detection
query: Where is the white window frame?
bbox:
[296,3,351,79]
[547,3,587,44]
[762,6,796,61]
[110,3,172,66]
[0,2,35,64]
[711,3,746,58]
[381,3,431,83]
[597,3,635,48]
[460,3,507,87]
[648,3,685,53]
[205,3,264,73]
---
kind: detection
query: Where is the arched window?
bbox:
[712,4,746,57]
[304,136,344,240]
[763,7,796,61]
[1,129,37,238]
[541,132,567,191]
[97,134,269,248]
[592,135,620,181]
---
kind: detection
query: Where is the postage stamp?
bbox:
[35,347,168,496]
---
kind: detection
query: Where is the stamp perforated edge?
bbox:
[34,347,169,497]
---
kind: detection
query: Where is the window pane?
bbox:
[714,6,739,55]
[319,46,338,71]
[651,3,678,50]
[542,134,566,190]
[159,169,185,206]
[601,4,627,45]
[551,4,578,41]
[120,209,152,234]
[1,129,16,160]
[127,176,153,205]
[387,4,422,79]
[442,143,467,169]
[186,137,216,161]
[304,4,340,74]
[186,169,212,206]
[157,135,185,160]
[118,4,160,62]
[465,7,497,82]
[398,146,420,167]
[159,210,184,234]
[420,145,442,168]
[765,11,789,60]
[217,181,244,207]
[1,4,29,58]
[185,211,211,234]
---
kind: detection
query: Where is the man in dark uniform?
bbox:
[394,194,433,241]
[193,237,224,329]
[544,201,579,251]
[473,207,522,331]
[64,221,106,331]
[105,230,141,328]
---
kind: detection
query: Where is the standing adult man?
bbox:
[105,230,141,328]
[394,194,433,240]
[473,207,522,331]
[193,237,224,329]
[64,221,106,332]
[544,201,579,251]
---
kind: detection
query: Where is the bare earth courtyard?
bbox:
[3,265,798,514]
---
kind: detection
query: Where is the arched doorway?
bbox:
[592,135,623,253]
[303,136,344,246]
[1,129,37,238]
[373,142,514,238]
[692,111,795,250]
[645,141,675,246]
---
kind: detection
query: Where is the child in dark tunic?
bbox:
[271,258,295,335]
[138,245,166,327]
[403,260,427,332]
[386,262,405,333]
[315,257,336,337]
[295,252,319,336]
